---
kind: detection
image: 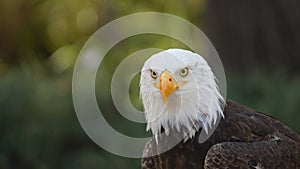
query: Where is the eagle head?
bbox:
[140,49,224,142]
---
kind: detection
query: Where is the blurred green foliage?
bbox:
[0,0,299,169]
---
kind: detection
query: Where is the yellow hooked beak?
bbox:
[154,71,179,105]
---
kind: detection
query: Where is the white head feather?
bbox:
[140,49,224,142]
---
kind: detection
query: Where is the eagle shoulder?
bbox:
[223,100,300,142]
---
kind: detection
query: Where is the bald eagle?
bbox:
[140,49,300,169]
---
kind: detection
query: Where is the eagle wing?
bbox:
[204,132,300,169]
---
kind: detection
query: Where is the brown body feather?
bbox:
[141,100,300,169]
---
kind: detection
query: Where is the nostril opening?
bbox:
[169,78,172,82]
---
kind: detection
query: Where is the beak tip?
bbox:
[162,94,168,106]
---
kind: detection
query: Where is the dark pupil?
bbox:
[182,69,186,74]
[152,71,156,76]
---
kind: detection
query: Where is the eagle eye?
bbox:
[180,67,189,77]
[150,69,157,79]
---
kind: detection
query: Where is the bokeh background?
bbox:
[1,0,300,168]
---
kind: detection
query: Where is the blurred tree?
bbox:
[0,0,45,65]
[205,0,300,74]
